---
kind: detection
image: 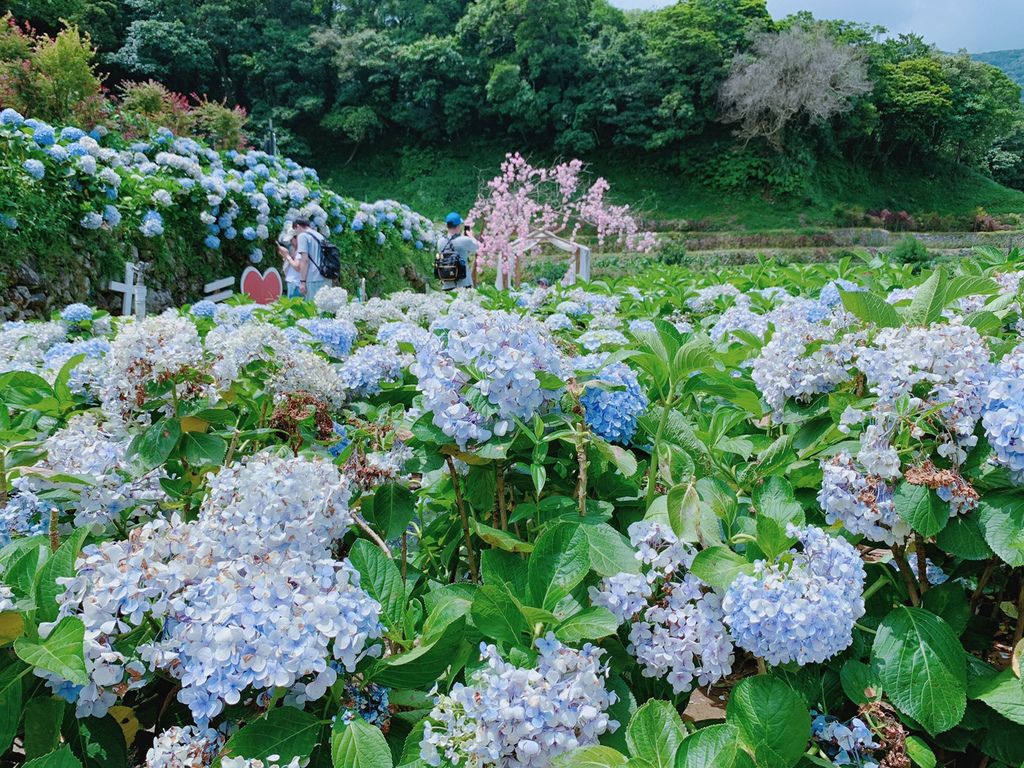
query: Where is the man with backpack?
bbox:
[434,212,478,291]
[293,217,340,301]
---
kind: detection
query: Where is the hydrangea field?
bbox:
[4,246,1024,768]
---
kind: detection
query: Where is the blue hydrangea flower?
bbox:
[61,303,94,324]
[204,235,221,250]
[819,278,861,307]
[80,212,103,230]
[983,344,1024,482]
[33,124,56,147]
[60,126,86,142]
[140,210,164,237]
[190,300,217,318]
[22,159,45,180]
[723,525,866,666]
[103,205,122,228]
[575,353,648,444]
[0,214,18,230]
[297,318,358,358]
[0,108,24,127]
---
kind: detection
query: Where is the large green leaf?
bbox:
[582,523,641,577]
[675,724,750,768]
[893,482,948,537]
[14,617,88,686]
[872,607,966,734]
[372,483,417,540]
[348,539,405,637]
[969,668,1024,725]
[977,494,1024,567]
[133,417,181,469]
[903,269,947,326]
[470,518,533,553]
[935,515,992,560]
[368,618,467,688]
[688,547,751,591]
[0,662,21,754]
[24,746,83,768]
[24,697,64,760]
[181,432,227,466]
[480,550,528,595]
[528,522,591,610]
[626,700,686,768]
[555,607,619,644]
[331,718,393,768]
[552,746,628,767]
[471,584,530,645]
[35,528,89,624]
[839,290,903,328]
[217,707,320,767]
[726,676,809,768]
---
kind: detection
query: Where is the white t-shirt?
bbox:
[297,231,326,281]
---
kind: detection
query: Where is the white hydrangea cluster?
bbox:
[857,323,991,463]
[100,312,207,421]
[313,286,349,315]
[205,322,343,405]
[41,453,382,722]
[0,320,67,374]
[412,310,565,448]
[145,725,225,768]
[687,284,744,312]
[751,314,860,419]
[420,635,617,767]
[590,521,734,694]
[818,453,909,545]
[16,413,163,529]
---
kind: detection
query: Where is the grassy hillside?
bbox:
[974,49,1024,89]
[318,144,1024,231]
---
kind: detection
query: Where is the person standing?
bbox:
[292,217,331,301]
[276,224,302,298]
[435,212,478,291]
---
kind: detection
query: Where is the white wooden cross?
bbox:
[359,277,367,303]
[203,276,235,303]
[109,262,148,318]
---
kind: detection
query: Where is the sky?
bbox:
[608,1,1024,53]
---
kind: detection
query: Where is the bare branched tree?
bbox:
[719,27,872,146]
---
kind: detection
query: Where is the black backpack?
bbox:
[311,232,341,280]
[433,235,466,282]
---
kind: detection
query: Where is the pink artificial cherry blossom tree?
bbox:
[467,152,657,287]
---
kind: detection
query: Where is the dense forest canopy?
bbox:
[3,0,1024,193]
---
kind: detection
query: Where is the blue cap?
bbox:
[445,212,463,227]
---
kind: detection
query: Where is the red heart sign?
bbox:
[240,267,283,305]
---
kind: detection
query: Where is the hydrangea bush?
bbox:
[3,247,1024,768]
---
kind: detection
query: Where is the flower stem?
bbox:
[644,396,674,510]
[352,512,393,559]
[891,545,920,607]
[447,455,478,583]
[914,533,930,594]
[575,424,589,517]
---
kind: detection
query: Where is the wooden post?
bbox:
[203,276,235,303]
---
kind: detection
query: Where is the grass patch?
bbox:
[317,143,1024,231]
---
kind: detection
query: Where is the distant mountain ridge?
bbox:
[973,49,1024,89]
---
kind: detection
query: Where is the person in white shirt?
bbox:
[292,217,330,301]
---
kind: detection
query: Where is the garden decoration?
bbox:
[239,266,284,304]
[202,276,236,304]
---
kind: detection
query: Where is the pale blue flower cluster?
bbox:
[818,453,909,546]
[60,303,93,324]
[983,343,1024,482]
[577,328,628,351]
[1,110,437,261]
[297,317,358,358]
[337,344,404,397]
[145,725,225,768]
[723,525,865,666]
[190,300,218,318]
[818,278,861,307]
[43,453,382,722]
[575,353,648,444]
[591,521,734,694]
[421,635,617,767]
[42,338,111,395]
[0,487,53,547]
[412,311,565,448]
